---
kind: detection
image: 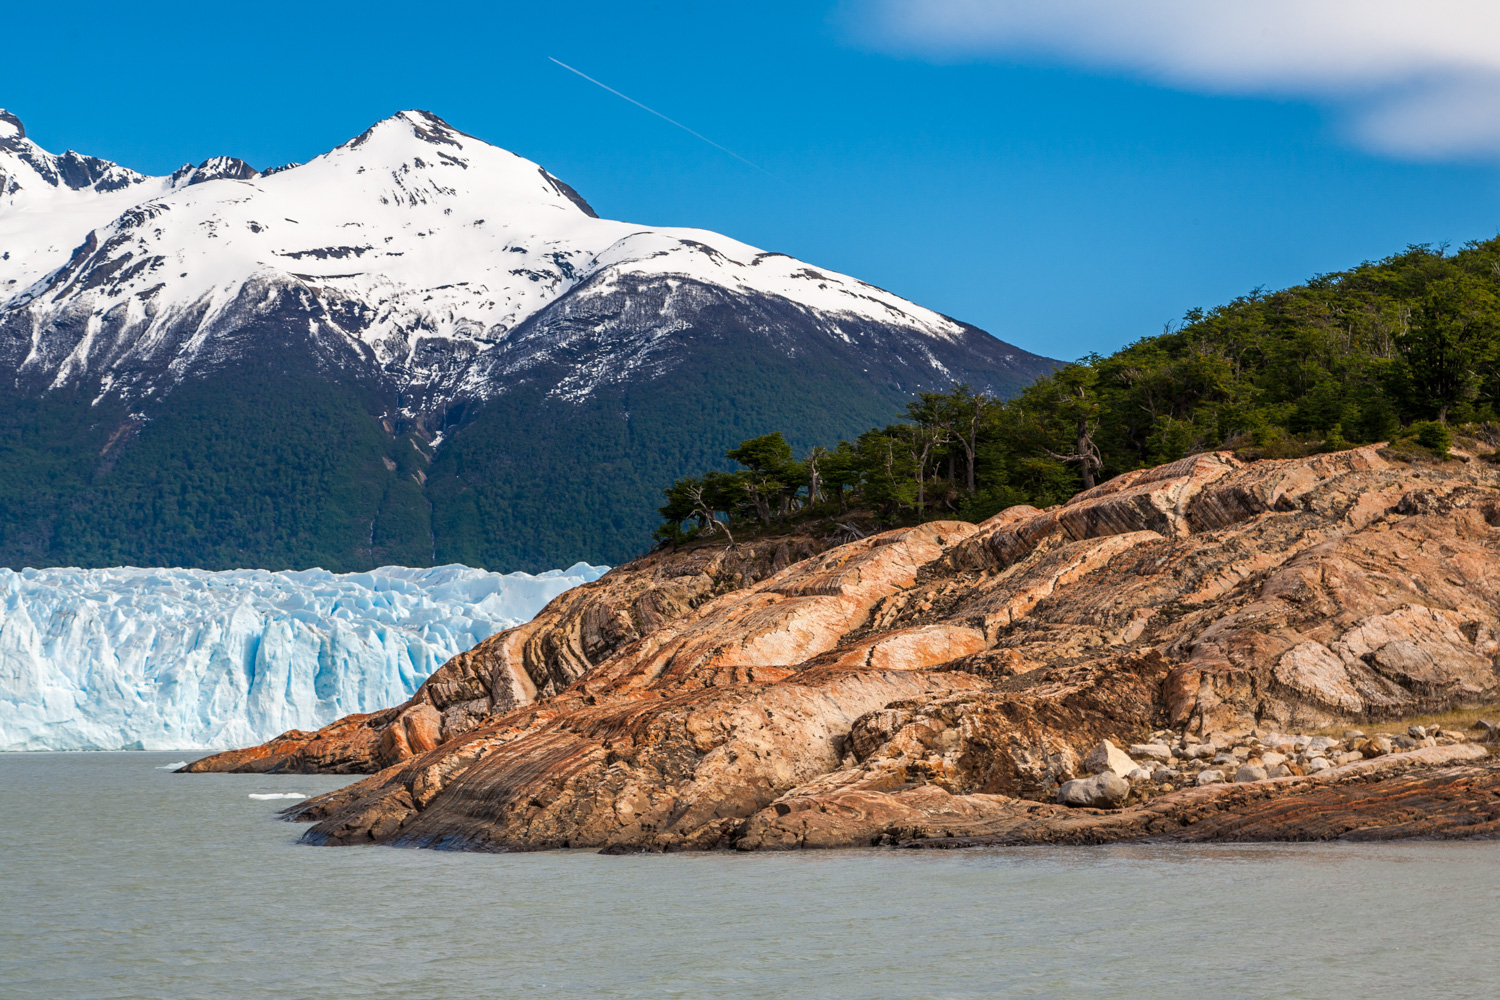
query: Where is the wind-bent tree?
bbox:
[1041,362,1104,489]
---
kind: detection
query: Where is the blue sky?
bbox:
[6,0,1500,361]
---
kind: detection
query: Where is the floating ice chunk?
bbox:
[156,761,189,770]
[248,792,306,800]
[0,562,608,751]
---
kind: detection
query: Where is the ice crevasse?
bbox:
[0,563,607,751]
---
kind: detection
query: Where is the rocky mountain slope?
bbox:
[0,109,1054,571]
[187,444,1500,848]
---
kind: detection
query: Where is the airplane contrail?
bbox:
[548,57,782,181]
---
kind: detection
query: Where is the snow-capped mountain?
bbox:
[0,109,1056,571]
[2,109,1017,402]
[0,561,606,751]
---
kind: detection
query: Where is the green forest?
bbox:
[658,239,1500,542]
[0,301,1027,573]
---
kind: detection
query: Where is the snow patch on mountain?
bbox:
[0,561,607,751]
[1,109,973,402]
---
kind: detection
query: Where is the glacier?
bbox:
[0,562,607,752]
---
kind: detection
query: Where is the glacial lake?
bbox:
[3,752,1497,999]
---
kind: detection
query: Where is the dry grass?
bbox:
[1308,704,1500,739]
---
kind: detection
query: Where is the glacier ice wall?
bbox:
[0,562,607,751]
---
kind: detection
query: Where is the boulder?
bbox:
[376,722,412,765]
[1129,743,1172,760]
[1306,757,1333,773]
[1082,739,1138,778]
[1235,763,1268,783]
[1057,772,1130,808]
[1358,737,1394,758]
[1260,751,1288,768]
[399,704,443,755]
[1196,769,1225,786]
[1409,725,1428,739]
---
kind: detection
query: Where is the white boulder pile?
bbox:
[1056,723,1484,808]
[1056,739,1137,807]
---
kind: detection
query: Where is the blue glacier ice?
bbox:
[0,563,607,751]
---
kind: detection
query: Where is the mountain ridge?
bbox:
[0,109,1055,571]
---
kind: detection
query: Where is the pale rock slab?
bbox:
[1058,771,1130,808]
[1082,739,1138,778]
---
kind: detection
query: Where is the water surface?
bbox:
[2,752,1496,999]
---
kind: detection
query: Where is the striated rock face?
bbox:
[738,744,1500,848]
[182,535,832,774]
[188,445,1500,849]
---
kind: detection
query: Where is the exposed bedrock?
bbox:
[188,445,1500,850]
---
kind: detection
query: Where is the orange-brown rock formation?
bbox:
[186,445,1500,850]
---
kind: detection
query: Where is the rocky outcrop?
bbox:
[188,445,1500,850]
[737,744,1500,848]
[184,534,831,773]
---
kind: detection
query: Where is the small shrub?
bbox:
[1320,424,1352,453]
[1412,420,1453,457]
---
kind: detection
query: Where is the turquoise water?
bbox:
[2,751,1496,999]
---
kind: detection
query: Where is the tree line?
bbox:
[658,238,1500,543]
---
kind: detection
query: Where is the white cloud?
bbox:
[853,0,1500,159]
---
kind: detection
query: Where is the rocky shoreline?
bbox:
[1056,722,1493,808]
[747,743,1499,850]
[186,445,1500,851]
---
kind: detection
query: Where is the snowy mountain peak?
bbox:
[0,110,150,202]
[0,109,26,147]
[347,109,467,150]
[169,155,260,188]
[2,109,988,403]
[313,107,602,221]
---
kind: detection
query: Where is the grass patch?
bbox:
[1308,704,1500,739]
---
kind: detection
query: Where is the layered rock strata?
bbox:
[187,445,1500,850]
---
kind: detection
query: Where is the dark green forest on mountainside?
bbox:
[657,239,1500,542]
[0,319,1013,573]
[0,366,438,572]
